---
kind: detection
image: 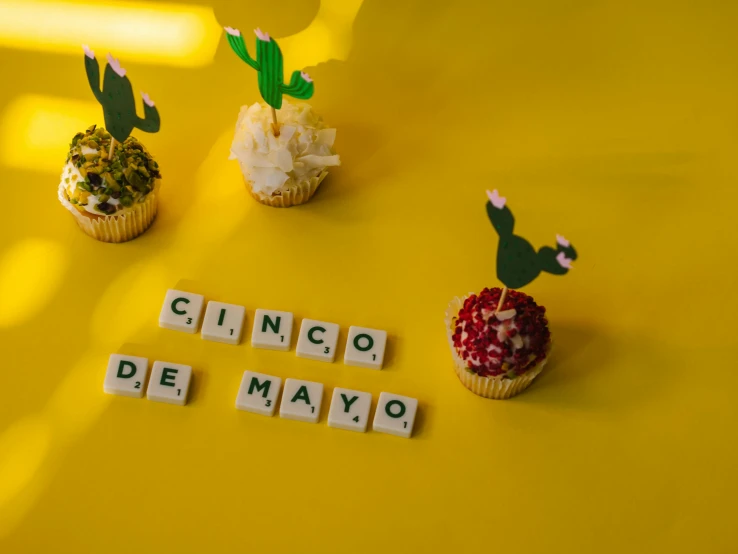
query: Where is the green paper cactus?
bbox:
[224,26,314,109]
[486,190,578,289]
[83,46,160,143]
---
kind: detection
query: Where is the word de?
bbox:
[103,354,191,406]
[158,289,387,369]
[104,355,417,438]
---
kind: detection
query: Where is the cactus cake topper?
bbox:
[486,189,578,293]
[82,45,160,145]
[224,26,314,134]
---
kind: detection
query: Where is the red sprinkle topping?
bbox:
[451,287,550,378]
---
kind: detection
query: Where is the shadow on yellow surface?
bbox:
[0,0,737,552]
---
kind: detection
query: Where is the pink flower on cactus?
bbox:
[486,189,506,209]
[254,28,271,42]
[556,251,574,269]
[106,53,126,77]
[224,26,241,37]
[301,71,313,83]
[556,234,570,247]
[82,44,95,59]
[141,92,155,107]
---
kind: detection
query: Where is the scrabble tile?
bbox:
[147,361,192,406]
[201,301,246,345]
[327,387,372,433]
[235,371,282,416]
[251,309,293,351]
[344,326,387,370]
[296,319,340,363]
[372,392,418,438]
[159,289,205,334]
[103,354,149,398]
[279,378,323,423]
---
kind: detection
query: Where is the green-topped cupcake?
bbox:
[58,125,161,242]
[61,46,163,242]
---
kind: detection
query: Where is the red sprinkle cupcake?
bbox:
[444,287,551,399]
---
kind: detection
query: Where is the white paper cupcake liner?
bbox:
[444,293,549,399]
[243,170,328,208]
[58,180,159,243]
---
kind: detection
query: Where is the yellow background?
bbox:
[1,0,737,552]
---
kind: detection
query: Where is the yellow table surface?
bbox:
[1,1,737,552]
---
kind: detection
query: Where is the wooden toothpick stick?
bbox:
[495,286,508,313]
[108,137,116,160]
[271,106,280,136]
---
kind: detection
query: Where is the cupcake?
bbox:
[224,27,340,207]
[58,125,161,243]
[64,46,162,242]
[229,101,340,207]
[445,287,551,399]
[443,189,578,399]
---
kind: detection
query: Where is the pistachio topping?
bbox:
[63,125,161,215]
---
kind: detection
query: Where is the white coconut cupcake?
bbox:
[229,100,340,207]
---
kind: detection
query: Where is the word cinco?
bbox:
[159,289,387,370]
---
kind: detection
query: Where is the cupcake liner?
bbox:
[444,294,549,399]
[243,170,328,208]
[58,180,159,243]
